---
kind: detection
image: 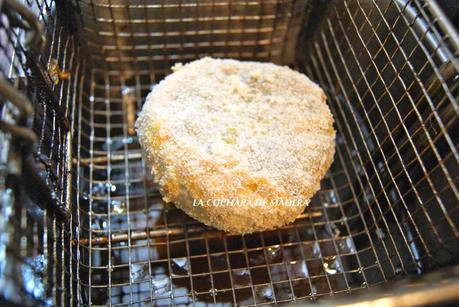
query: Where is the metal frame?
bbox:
[0,0,457,306]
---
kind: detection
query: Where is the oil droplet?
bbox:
[290,260,309,278]
[91,217,107,230]
[30,254,46,274]
[22,263,45,299]
[323,256,343,275]
[91,183,106,196]
[232,268,251,287]
[111,200,126,214]
[312,241,321,258]
[338,236,356,254]
[172,257,189,276]
[267,244,282,263]
[209,287,218,297]
[108,183,116,192]
[310,284,317,296]
[152,276,170,297]
[321,190,338,207]
[112,199,126,214]
[256,285,274,301]
[130,262,149,282]
[326,222,341,238]
[375,228,386,240]
[92,183,116,196]
[103,136,131,151]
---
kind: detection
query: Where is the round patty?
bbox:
[136,57,335,234]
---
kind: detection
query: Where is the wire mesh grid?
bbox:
[303,0,458,271]
[75,68,375,305]
[75,0,306,74]
[71,0,458,305]
[0,0,82,305]
[0,0,458,306]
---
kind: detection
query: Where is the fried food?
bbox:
[136,57,335,234]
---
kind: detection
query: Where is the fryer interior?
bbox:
[0,0,457,306]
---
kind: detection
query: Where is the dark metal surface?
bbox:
[0,0,457,306]
[0,0,80,305]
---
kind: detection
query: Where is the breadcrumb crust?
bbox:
[136,57,335,234]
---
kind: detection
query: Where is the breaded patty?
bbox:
[136,57,335,234]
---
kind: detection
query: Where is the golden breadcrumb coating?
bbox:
[136,57,335,234]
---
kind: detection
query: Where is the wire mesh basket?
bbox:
[0,0,458,306]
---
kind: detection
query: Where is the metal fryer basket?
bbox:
[0,0,457,306]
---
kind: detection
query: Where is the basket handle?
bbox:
[0,79,37,143]
[2,0,46,50]
[0,0,70,220]
[0,0,46,142]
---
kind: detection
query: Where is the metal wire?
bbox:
[73,0,458,305]
[0,0,82,305]
[304,0,458,275]
[0,0,458,306]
